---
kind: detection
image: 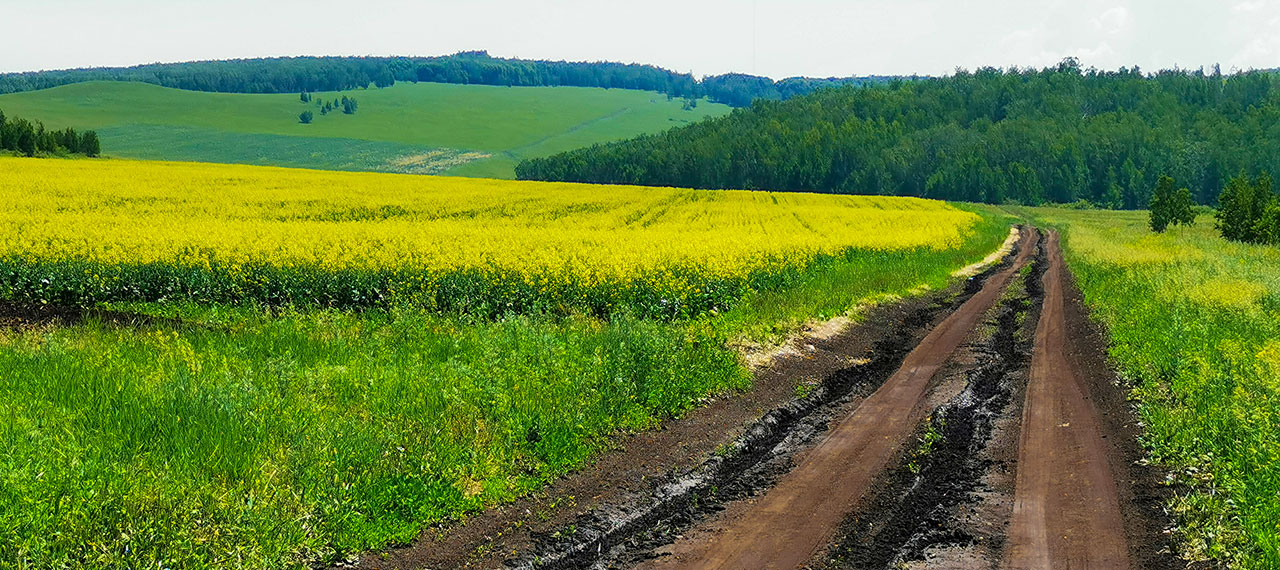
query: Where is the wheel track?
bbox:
[1002,230,1131,569]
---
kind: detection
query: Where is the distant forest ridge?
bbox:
[517,59,1280,209]
[0,51,900,107]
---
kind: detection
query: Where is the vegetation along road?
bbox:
[396,227,1180,570]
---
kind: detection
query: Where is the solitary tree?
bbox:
[1150,175,1194,232]
[1216,172,1275,243]
[299,111,314,124]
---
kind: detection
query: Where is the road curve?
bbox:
[1002,231,1130,569]
[639,228,1039,570]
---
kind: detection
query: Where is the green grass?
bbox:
[0,81,729,178]
[0,209,1012,569]
[1024,208,1280,569]
[0,309,747,568]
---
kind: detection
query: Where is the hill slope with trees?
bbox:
[517,59,1280,208]
[0,52,894,108]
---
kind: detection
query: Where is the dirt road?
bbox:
[1002,231,1130,569]
[636,231,1039,570]
[345,226,1178,570]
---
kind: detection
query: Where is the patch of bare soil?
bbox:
[1001,232,1179,569]
[1056,241,1182,570]
[335,233,1030,570]
[816,228,1044,570]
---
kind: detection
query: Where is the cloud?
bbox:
[1229,15,1280,69]
[1077,41,1117,61]
[1232,0,1267,13]
[1094,6,1129,34]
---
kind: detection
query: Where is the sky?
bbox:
[2,0,1278,78]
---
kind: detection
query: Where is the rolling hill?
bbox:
[0,80,730,178]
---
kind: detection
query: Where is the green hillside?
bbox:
[0,81,729,178]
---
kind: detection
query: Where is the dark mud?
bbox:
[344,233,1029,570]
[817,232,1182,570]
[817,231,1045,569]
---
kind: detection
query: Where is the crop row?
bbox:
[0,246,944,320]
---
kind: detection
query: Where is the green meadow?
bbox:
[1027,207,1280,569]
[0,81,729,178]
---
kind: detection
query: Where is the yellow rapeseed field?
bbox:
[0,157,983,315]
[2,158,974,272]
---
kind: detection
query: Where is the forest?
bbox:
[0,52,890,108]
[0,109,99,157]
[517,59,1280,208]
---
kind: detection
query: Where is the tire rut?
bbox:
[818,231,1045,569]
[1003,230,1131,569]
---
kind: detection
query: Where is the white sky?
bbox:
[2,0,1278,78]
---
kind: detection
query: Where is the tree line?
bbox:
[516,59,1280,209]
[0,109,100,157]
[0,52,893,108]
[299,95,358,123]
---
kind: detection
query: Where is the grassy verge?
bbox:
[711,207,1014,344]
[1023,207,1280,569]
[0,207,1011,569]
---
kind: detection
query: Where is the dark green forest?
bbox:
[0,109,99,157]
[0,52,892,108]
[517,59,1280,208]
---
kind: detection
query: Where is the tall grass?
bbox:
[1027,208,1280,569]
[0,309,747,568]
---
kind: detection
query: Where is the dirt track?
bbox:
[1002,231,1130,569]
[634,231,1038,570]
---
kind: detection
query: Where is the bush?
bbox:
[299,111,314,124]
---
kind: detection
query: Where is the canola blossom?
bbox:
[0,158,981,316]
